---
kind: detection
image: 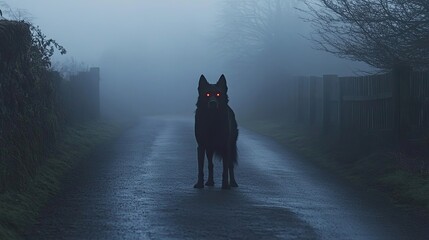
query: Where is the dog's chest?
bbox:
[198,111,229,137]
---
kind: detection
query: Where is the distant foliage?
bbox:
[52,57,89,80]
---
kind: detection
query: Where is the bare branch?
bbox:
[302,0,429,70]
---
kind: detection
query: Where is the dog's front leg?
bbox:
[194,146,205,188]
[221,158,230,189]
[205,150,214,186]
[227,145,238,187]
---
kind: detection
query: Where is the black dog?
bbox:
[194,74,238,189]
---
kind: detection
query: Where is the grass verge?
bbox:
[0,120,132,239]
[242,118,429,213]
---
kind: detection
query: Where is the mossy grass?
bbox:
[0,120,131,239]
[242,118,429,213]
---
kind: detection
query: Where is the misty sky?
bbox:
[8,0,371,116]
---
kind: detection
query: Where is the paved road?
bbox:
[29,116,429,239]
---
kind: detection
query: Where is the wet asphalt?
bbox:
[28,116,429,240]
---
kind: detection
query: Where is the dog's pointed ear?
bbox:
[198,74,209,91]
[216,74,228,92]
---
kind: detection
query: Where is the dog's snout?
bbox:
[208,100,218,109]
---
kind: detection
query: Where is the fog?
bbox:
[10,0,371,118]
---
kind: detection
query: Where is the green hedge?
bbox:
[0,121,127,239]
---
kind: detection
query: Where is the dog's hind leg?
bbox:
[229,163,238,187]
[221,158,230,189]
[194,146,205,188]
[228,146,238,187]
[205,149,215,186]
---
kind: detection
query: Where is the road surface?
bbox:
[28,116,429,239]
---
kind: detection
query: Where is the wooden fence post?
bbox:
[89,67,100,119]
[322,75,338,132]
[294,76,300,123]
[309,76,316,125]
[322,75,330,132]
[296,76,305,123]
[338,77,344,138]
[393,65,412,144]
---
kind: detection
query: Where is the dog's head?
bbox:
[197,74,229,110]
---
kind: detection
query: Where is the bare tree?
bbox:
[0,1,32,21]
[52,57,88,80]
[217,0,300,69]
[303,0,429,70]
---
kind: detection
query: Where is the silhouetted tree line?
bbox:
[0,19,99,192]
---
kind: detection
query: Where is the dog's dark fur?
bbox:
[194,74,238,189]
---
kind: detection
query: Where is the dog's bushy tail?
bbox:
[230,110,239,165]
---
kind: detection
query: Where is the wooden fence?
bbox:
[59,67,100,122]
[290,71,429,140]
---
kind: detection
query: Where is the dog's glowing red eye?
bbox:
[206,93,210,97]
[216,93,220,97]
